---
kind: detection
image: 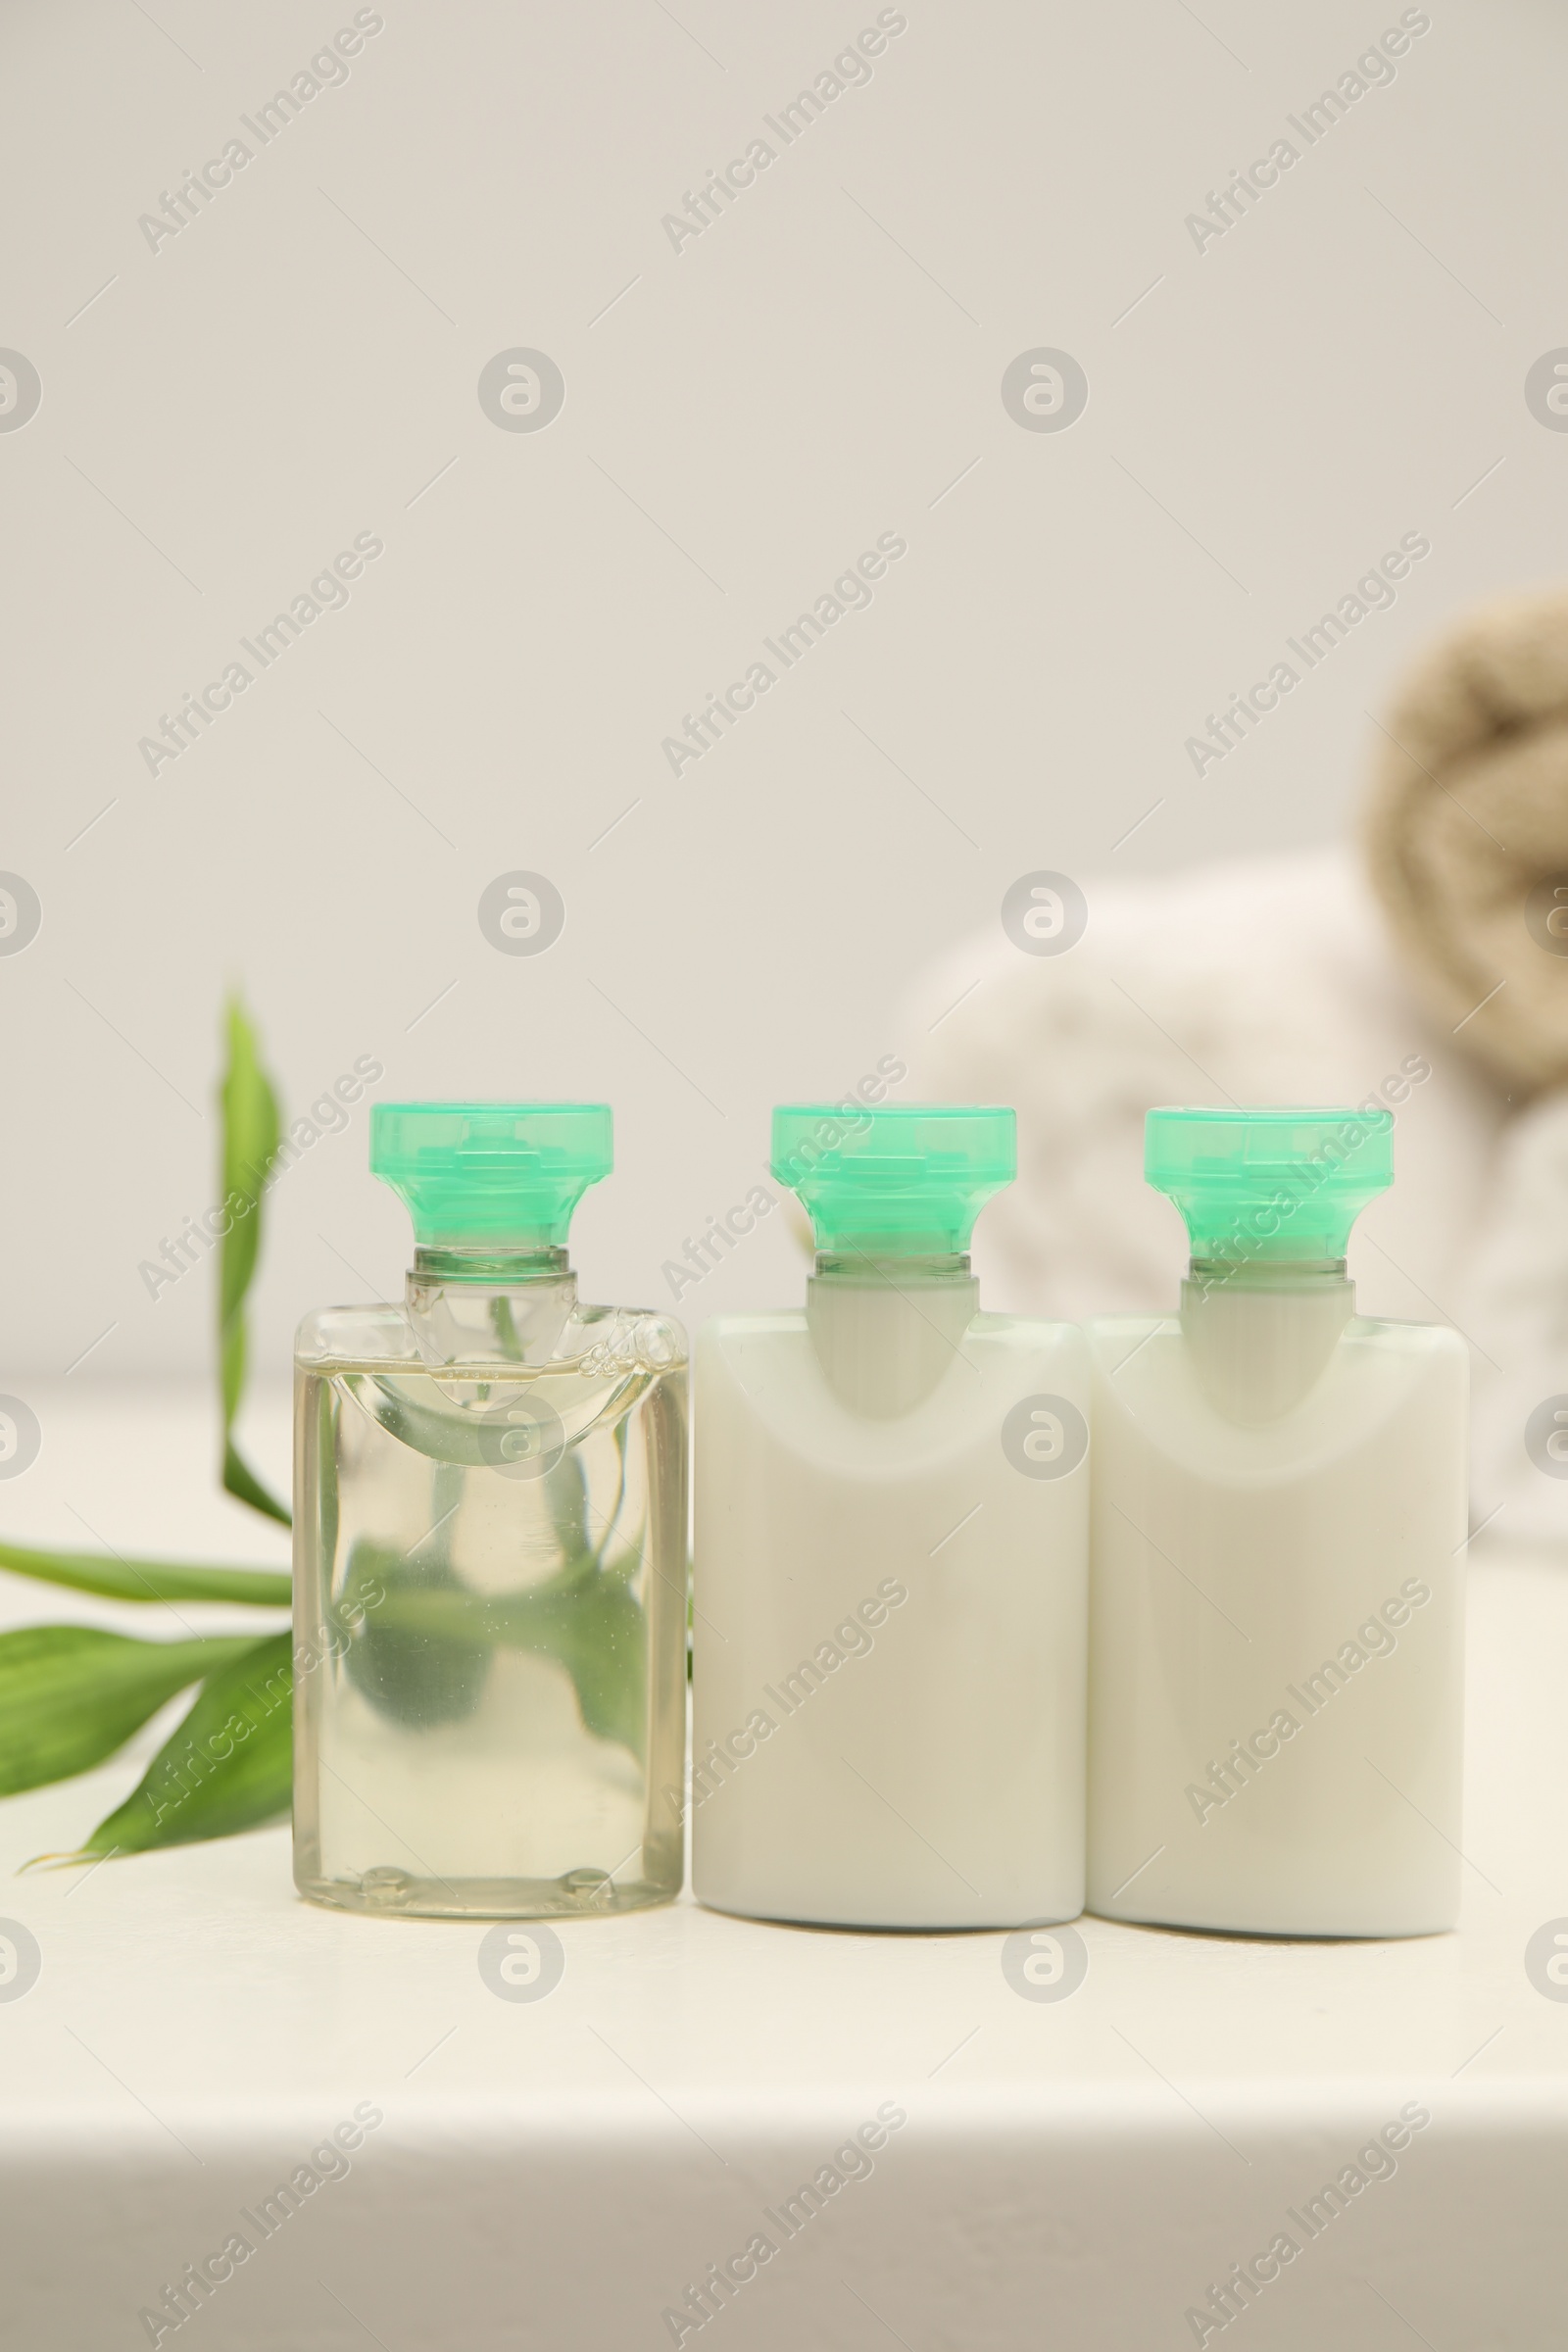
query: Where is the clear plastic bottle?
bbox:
[693,1104,1090,1931]
[293,1102,687,1920]
[1087,1106,1467,1938]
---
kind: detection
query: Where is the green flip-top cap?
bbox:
[369,1102,612,1248]
[1145,1105,1394,1264]
[771,1103,1015,1255]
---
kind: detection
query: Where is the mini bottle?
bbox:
[1087,1107,1467,1937]
[293,1102,687,1919]
[693,1103,1090,1931]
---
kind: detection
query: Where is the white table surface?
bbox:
[1,1382,1565,2351]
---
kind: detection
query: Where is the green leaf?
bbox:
[0,1626,262,1795]
[220,1440,291,1528]
[67,1632,294,1859]
[218,996,290,1527]
[343,1536,491,1728]
[512,1561,647,1755]
[0,1540,290,1609]
[345,1547,648,1757]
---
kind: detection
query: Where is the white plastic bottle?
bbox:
[693,1103,1090,1931]
[1087,1106,1467,1938]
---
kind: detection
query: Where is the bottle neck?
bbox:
[813,1249,972,1283]
[407,1245,577,1367]
[1180,1256,1353,1423]
[806,1251,979,1418]
[1188,1253,1349,1296]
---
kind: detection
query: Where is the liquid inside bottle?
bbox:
[693,1102,1091,1931]
[1087,1105,1467,1938]
[292,1103,687,1920]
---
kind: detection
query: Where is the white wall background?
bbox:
[1,0,1563,1385]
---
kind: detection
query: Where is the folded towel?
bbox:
[1453,1087,1568,1544]
[1364,585,1568,1095]
[907,589,1568,1547]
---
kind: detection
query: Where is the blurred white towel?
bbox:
[907,845,1566,1544]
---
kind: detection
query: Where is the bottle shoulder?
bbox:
[702,1308,1082,1346]
[1088,1311,1465,1471]
[1085,1312,1175,1340]
[971,1309,1086,1347]
[698,1308,1088,1429]
[296,1302,409,1365]
[296,1299,687,1373]
[702,1309,806,1344]
[1085,1312,1466,1358]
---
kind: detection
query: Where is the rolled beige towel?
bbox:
[1364,586,1568,1094]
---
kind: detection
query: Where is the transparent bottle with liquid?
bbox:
[1087,1107,1467,1938]
[293,1102,687,1920]
[693,1104,1090,1931]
